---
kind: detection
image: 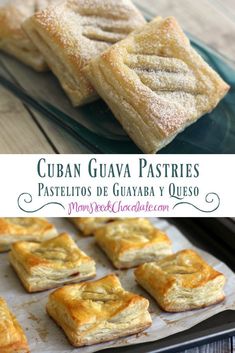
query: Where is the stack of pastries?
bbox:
[0,0,229,153]
[0,217,227,352]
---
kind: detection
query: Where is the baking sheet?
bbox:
[0,218,234,353]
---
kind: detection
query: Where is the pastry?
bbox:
[94,218,172,269]
[9,233,96,292]
[0,218,57,252]
[70,218,116,236]
[85,16,230,153]
[0,0,59,71]
[23,0,146,106]
[0,297,29,353]
[134,249,226,312]
[47,274,152,347]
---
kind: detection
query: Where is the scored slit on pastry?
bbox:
[22,0,146,106]
[0,0,60,71]
[85,16,230,153]
[0,297,29,353]
[134,249,226,312]
[46,274,152,347]
[9,233,96,292]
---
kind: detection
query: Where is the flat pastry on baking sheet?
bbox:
[134,249,226,312]
[85,16,230,153]
[47,274,152,347]
[9,233,96,292]
[0,297,29,353]
[0,217,57,253]
[0,0,58,71]
[94,218,172,269]
[23,0,146,106]
[70,217,116,236]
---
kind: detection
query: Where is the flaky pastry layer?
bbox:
[135,249,226,312]
[0,218,57,252]
[0,0,59,70]
[23,0,146,106]
[95,218,172,269]
[9,232,96,292]
[70,217,116,236]
[85,16,230,153]
[0,298,29,353]
[47,274,152,347]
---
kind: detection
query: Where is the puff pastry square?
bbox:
[0,217,57,253]
[0,297,29,353]
[9,233,96,292]
[85,16,230,153]
[47,274,152,347]
[70,217,116,236]
[94,218,172,269]
[23,0,146,106]
[0,0,58,71]
[135,249,226,312]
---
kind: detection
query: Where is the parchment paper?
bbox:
[0,218,234,353]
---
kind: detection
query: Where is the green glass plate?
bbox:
[0,6,234,154]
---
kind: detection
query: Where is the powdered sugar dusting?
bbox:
[87,16,228,152]
[117,17,226,134]
[36,0,145,62]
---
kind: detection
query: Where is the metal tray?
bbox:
[195,218,235,254]
[101,311,235,353]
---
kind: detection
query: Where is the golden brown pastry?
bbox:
[0,218,57,252]
[0,0,59,71]
[9,233,96,292]
[135,249,226,312]
[85,16,230,153]
[69,217,116,236]
[0,297,29,353]
[23,0,146,106]
[94,218,172,269]
[47,274,152,347]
